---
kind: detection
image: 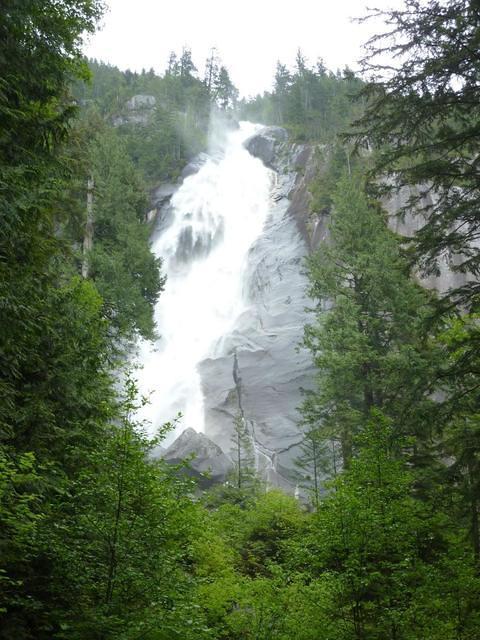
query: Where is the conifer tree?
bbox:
[179,47,197,82]
[273,61,291,122]
[166,51,179,76]
[350,0,480,569]
[302,172,438,469]
[204,47,220,95]
[213,66,238,110]
[295,427,331,509]
[230,413,257,492]
[352,0,480,311]
[304,411,480,639]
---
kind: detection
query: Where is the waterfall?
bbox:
[136,121,272,442]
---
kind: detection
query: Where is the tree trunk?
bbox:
[467,458,480,569]
[341,426,353,470]
[312,438,320,510]
[82,175,94,279]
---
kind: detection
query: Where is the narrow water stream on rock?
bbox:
[136,122,273,443]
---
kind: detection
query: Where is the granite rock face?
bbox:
[145,153,210,231]
[199,128,316,490]
[306,155,472,295]
[162,427,233,487]
[244,127,289,169]
[149,444,166,459]
[152,183,177,208]
[382,184,471,293]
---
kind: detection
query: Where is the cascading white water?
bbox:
[136,122,272,442]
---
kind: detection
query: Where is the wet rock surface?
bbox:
[244,126,289,169]
[151,183,177,208]
[146,152,209,228]
[146,184,178,224]
[198,131,316,488]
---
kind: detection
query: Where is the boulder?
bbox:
[162,427,233,487]
[244,127,288,169]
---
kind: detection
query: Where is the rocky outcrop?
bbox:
[126,94,156,110]
[382,184,471,293]
[150,125,473,494]
[113,94,156,127]
[244,127,289,169]
[146,184,177,223]
[162,427,233,487]
[152,183,177,207]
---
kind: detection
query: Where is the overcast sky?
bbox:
[83,0,401,97]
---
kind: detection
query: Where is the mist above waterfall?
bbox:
[136,120,272,442]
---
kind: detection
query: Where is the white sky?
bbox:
[83,0,401,98]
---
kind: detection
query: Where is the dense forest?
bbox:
[1,1,480,638]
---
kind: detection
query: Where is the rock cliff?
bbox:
[196,127,317,490]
